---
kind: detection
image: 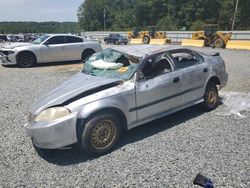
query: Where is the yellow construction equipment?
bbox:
[181,24,232,48]
[128,27,144,44]
[226,40,250,50]
[146,26,171,45]
[128,26,171,45]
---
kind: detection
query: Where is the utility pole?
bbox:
[103,8,106,31]
[231,0,239,31]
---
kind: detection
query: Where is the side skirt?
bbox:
[127,98,204,130]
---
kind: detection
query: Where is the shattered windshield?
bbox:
[32,35,50,44]
[82,49,141,80]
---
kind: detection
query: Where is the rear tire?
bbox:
[143,36,150,44]
[81,49,95,62]
[202,83,219,111]
[16,52,36,67]
[79,112,121,155]
[213,38,225,48]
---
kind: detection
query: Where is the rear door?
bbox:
[41,36,66,62]
[65,36,84,61]
[168,49,209,105]
[134,52,182,121]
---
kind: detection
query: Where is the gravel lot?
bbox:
[0,45,249,187]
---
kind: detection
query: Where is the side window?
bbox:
[47,36,65,45]
[141,54,172,79]
[170,50,201,69]
[66,36,83,43]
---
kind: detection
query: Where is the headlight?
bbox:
[8,51,15,55]
[35,107,71,122]
[2,51,15,55]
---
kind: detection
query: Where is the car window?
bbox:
[169,50,202,69]
[47,36,65,45]
[66,36,83,43]
[32,35,50,44]
[83,49,140,80]
[141,53,172,79]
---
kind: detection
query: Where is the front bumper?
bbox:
[24,112,78,149]
[0,53,17,65]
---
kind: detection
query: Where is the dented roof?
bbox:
[111,45,183,57]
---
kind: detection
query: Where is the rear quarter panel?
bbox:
[203,54,227,89]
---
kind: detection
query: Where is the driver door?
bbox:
[135,53,182,121]
[41,36,66,62]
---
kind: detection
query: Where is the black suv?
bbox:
[104,33,128,45]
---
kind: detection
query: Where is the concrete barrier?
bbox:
[149,39,167,45]
[129,38,143,44]
[226,40,250,50]
[181,39,205,47]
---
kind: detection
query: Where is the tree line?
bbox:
[77,0,250,31]
[0,22,80,34]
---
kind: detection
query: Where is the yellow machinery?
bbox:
[128,26,171,45]
[182,24,232,48]
[127,27,147,44]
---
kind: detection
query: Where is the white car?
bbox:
[0,34,102,67]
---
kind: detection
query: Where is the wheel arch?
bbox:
[76,106,128,134]
[81,48,96,61]
[16,50,37,63]
[85,107,128,131]
[82,48,95,54]
[206,76,221,88]
[76,107,128,146]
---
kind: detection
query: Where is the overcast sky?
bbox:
[0,0,83,22]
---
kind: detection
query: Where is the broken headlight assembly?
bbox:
[0,50,15,56]
[35,107,71,123]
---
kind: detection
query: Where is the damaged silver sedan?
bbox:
[25,45,228,155]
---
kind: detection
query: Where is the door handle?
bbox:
[173,77,180,83]
[203,68,208,73]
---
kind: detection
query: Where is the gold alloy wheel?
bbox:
[207,88,217,106]
[90,120,117,150]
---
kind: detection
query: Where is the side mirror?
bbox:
[43,41,49,46]
[134,70,145,82]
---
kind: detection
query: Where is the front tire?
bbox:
[203,83,219,110]
[79,112,121,155]
[16,52,36,67]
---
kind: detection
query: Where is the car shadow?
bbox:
[2,60,83,68]
[36,104,212,166]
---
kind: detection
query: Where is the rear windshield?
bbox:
[82,49,140,80]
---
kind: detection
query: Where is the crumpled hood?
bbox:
[30,73,122,115]
[1,42,35,49]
